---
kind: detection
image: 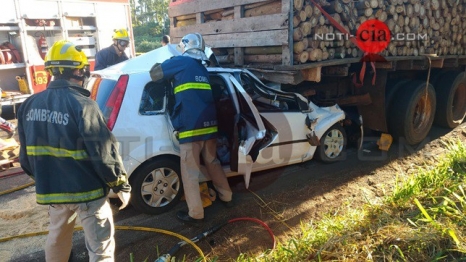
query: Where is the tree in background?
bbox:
[129,0,169,53]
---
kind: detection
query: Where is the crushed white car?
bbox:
[87,45,348,215]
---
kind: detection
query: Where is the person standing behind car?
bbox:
[17,40,131,262]
[149,33,233,223]
[94,28,130,70]
[161,35,171,46]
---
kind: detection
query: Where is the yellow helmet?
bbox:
[44,40,89,74]
[112,28,130,41]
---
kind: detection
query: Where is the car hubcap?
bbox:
[323,129,344,158]
[141,167,180,207]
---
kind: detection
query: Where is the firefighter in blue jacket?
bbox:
[94,28,130,70]
[17,40,131,261]
[150,33,233,223]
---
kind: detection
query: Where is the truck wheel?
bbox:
[385,79,411,113]
[388,80,436,145]
[434,71,466,128]
[315,123,346,163]
[130,158,183,215]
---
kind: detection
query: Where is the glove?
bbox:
[112,183,131,210]
[117,191,131,210]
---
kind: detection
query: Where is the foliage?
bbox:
[134,31,162,53]
[129,0,169,53]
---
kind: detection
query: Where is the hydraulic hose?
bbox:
[0,181,35,196]
[0,169,25,179]
[0,216,275,262]
[0,169,33,196]
[154,217,276,262]
[154,222,226,262]
[0,225,206,261]
[116,226,206,261]
[228,217,276,249]
[0,179,276,261]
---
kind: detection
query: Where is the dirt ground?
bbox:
[1,122,465,262]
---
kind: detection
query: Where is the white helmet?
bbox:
[177,33,209,61]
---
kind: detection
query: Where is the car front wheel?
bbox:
[130,158,183,215]
[315,123,347,163]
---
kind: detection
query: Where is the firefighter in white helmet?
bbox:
[150,33,233,224]
[17,40,131,261]
[94,28,130,70]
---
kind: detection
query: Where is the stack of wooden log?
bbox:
[293,0,466,63]
[171,0,466,65]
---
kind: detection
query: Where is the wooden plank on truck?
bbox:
[202,31,288,48]
[170,13,289,38]
[169,0,292,67]
[169,0,270,17]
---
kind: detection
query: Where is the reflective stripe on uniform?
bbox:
[107,175,128,188]
[178,126,218,139]
[36,188,105,204]
[174,82,211,94]
[26,146,88,160]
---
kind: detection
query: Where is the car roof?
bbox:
[92,44,180,75]
[92,44,245,75]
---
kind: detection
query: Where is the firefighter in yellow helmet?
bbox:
[17,40,131,261]
[94,28,130,70]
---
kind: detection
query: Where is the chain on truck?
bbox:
[168,0,466,147]
[0,0,135,119]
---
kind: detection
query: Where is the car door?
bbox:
[239,71,313,168]
[227,74,278,188]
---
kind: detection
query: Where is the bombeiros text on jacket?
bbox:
[25,108,69,125]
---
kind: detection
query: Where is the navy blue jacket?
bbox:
[18,79,128,204]
[151,55,218,144]
[94,45,128,70]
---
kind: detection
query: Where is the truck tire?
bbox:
[388,80,436,145]
[433,71,466,129]
[315,123,347,163]
[129,158,183,215]
[385,78,411,113]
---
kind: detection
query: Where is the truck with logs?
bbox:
[168,0,466,147]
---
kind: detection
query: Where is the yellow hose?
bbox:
[0,181,35,196]
[0,182,206,260]
[115,225,206,261]
[0,225,206,261]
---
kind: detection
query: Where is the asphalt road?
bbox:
[6,125,453,262]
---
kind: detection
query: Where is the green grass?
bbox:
[231,139,466,262]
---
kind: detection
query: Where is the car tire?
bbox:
[130,158,183,215]
[315,123,347,163]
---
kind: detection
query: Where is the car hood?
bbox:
[92,44,181,74]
